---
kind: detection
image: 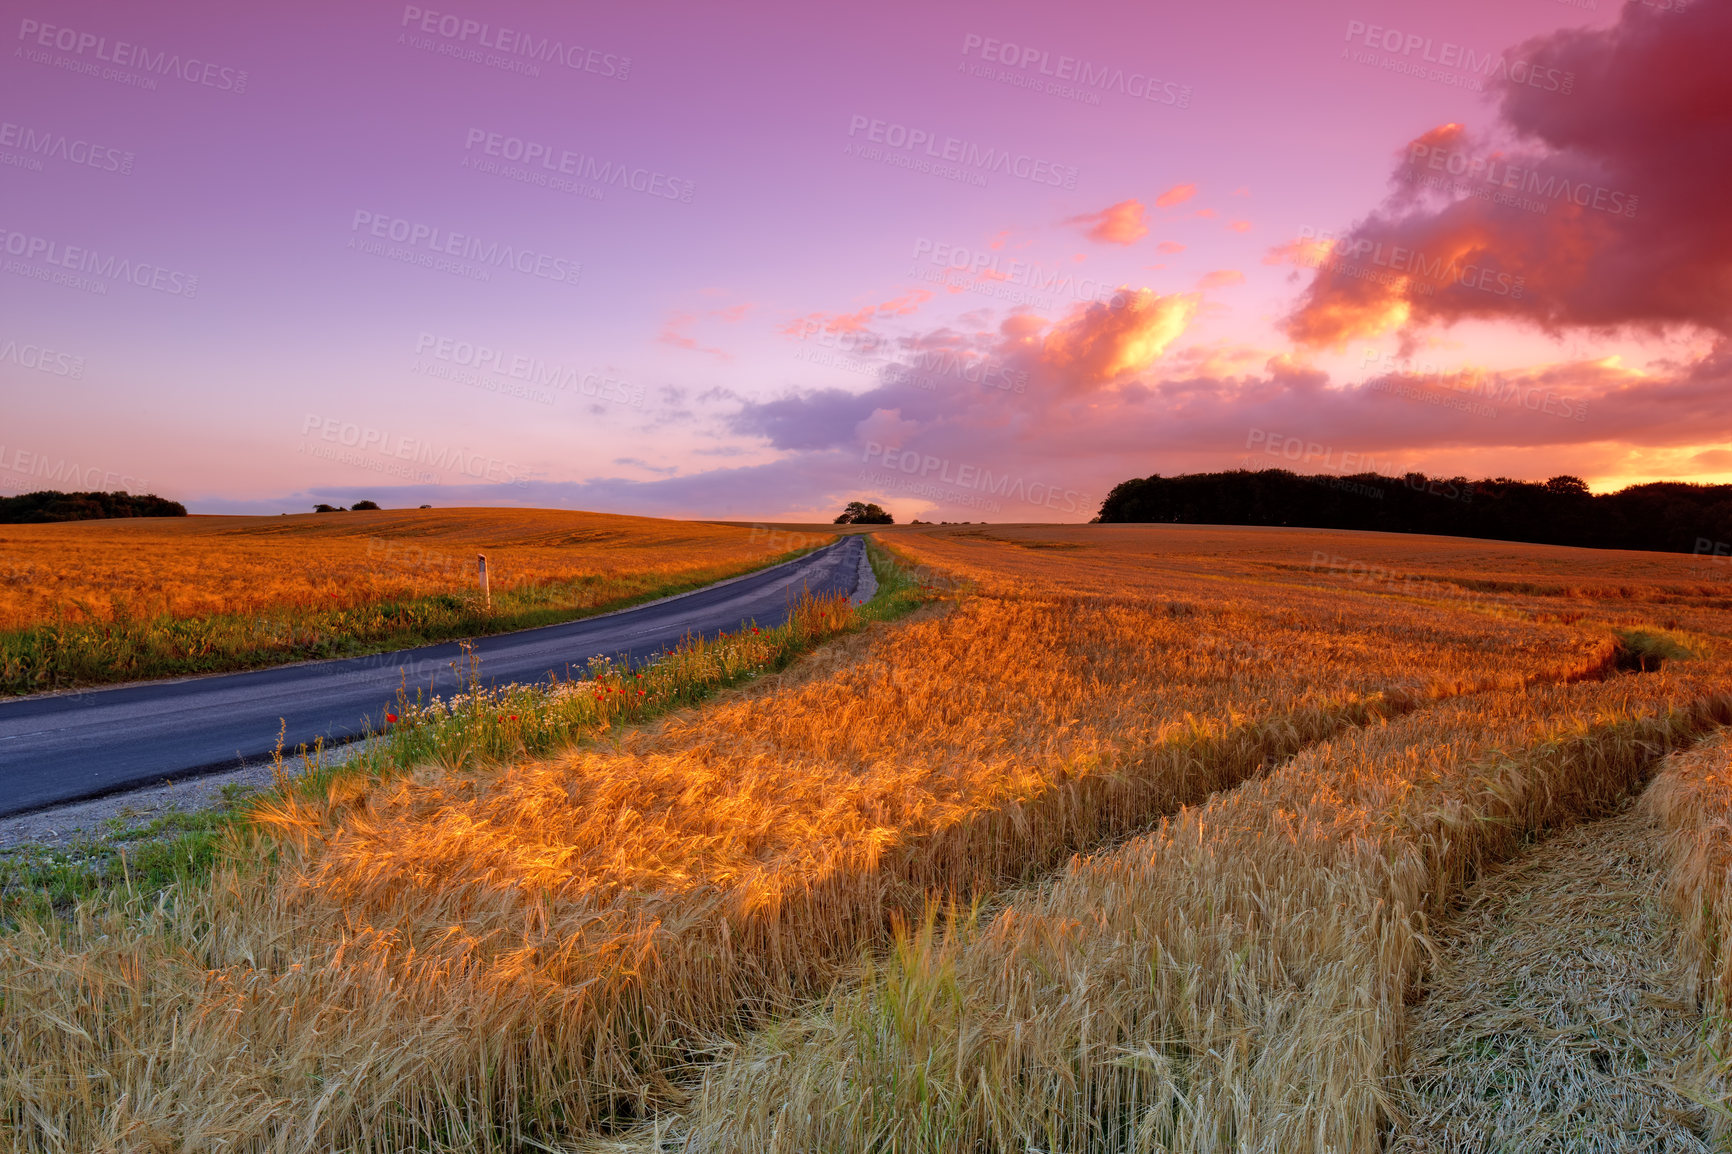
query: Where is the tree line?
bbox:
[0,490,187,523]
[1095,469,1732,555]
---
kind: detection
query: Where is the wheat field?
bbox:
[0,507,801,628]
[0,508,810,693]
[3,522,1731,1152]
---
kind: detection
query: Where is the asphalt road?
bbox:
[0,536,870,817]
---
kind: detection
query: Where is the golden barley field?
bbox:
[4,521,1732,1152]
[0,508,814,693]
[0,507,797,628]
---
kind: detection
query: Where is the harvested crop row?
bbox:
[1643,727,1732,1140]
[1391,805,1709,1152]
[667,672,1732,1154]
[0,565,1608,1151]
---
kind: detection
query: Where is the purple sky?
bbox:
[4,0,1728,522]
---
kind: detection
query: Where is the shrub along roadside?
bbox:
[0,538,927,928]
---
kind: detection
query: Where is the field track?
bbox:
[1394,806,1710,1152]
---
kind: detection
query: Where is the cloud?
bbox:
[658,310,732,361]
[783,289,934,336]
[1197,269,1246,290]
[1067,199,1149,245]
[1155,183,1198,209]
[612,457,679,476]
[1157,241,1186,254]
[1287,0,1732,347]
[223,332,1731,522]
[1038,290,1199,389]
[717,259,1732,515]
[660,301,755,359]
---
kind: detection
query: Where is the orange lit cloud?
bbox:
[1157,241,1185,254]
[783,289,934,336]
[1228,220,1252,233]
[1067,199,1149,245]
[659,310,731,361]
[1288,2,1732,348]
[1039,289,1199,389]
[1155,183,1197,209]
[1197,270,1246,290]
[660,300,757,360]
[718,287,1732,521]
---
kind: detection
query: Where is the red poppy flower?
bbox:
[386,712,398,724]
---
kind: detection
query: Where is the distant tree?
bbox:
[351,499,380,510]
[1544,475,1590,497]
[834,500,894,525]
[313,503,344,513]
[418,504,432,509]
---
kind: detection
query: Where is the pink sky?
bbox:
[3,0,1728,522]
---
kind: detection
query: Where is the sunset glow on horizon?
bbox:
[4,0,1730,522]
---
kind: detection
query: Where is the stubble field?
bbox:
[4,520,1731,1152]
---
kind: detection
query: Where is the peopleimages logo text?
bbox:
[0,446,145,490]
[463,129,694,203]
[0,229,198,297]
[960,34,1191,107]
[16,18,249,92]
[299,414,530,486]
[0,121,133,174]
[1405,141,1637,219]
[847,115,1079,189]
[350,211,581,285]
[1343,20,1574,93]
[399,6,629,78]
[1296,227,1525,299]
[0,339,83,378]
[861,442,1089,512]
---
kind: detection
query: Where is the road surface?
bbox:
[0,536,870,817]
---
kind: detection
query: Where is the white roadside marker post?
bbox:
[477,553,491,609]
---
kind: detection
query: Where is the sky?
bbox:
[2,0,1729,522]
